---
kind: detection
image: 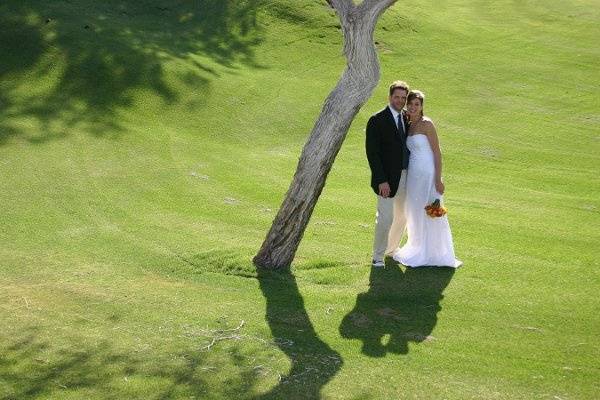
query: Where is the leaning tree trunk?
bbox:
[254,0,397,269]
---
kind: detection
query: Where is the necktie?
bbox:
[398,113,404,135]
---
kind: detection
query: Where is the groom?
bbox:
[366,81,410,268]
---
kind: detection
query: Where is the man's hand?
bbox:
[378,182,391,198]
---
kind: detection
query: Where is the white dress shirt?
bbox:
[388,105,406,133]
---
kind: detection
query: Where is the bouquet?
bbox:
[425,199,447,218]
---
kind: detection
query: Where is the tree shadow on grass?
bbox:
[0,0,264,145]
[254,269,342,400]
[0,327,209,399]
[1,270,343,399]
[142,249,343,398]
[340,261,455,356]
[0,324,275,399]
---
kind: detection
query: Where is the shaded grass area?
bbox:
[1,266,271,399]
[0,326,268,399]
[0,0,264,143]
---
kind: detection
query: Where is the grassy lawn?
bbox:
[1,0,599,398]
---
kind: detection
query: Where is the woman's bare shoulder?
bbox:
[422,116,435,125]
[421,117,437,132]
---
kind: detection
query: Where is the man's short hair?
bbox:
[389,80,409,96]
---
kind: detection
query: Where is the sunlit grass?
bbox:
[1,0,599,399]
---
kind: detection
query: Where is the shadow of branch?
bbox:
[0,0,265,145]
[0,325,267,399]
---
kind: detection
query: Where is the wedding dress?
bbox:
[393,134,462,268]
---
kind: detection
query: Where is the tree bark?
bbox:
[254,0,397,270]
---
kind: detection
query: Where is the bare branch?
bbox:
[200,320,246,351]
[358,0,397,16]
[201,334,242,351]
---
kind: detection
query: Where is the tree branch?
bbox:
[358,0,398,19]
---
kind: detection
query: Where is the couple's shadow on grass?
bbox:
[339,260,455,356]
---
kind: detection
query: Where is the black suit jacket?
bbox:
[365,106,410,197]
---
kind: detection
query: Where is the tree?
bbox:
[254,0,397,269]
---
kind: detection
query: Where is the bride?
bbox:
[392,90,462,268]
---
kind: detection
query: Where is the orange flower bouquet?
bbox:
[425,199,447,218]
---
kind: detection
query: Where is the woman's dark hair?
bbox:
[407,90,425,117]
[407,90,424,105]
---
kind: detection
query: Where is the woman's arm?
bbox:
[425,120,445,195]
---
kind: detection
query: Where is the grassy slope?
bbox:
[1,0,599,399]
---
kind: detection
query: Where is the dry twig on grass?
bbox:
[200,320,246,351]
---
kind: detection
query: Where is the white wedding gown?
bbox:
[393,134,462,268]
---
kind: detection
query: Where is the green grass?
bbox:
[1,0,599,398]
